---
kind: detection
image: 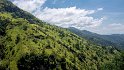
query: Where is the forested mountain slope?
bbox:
[68,27,124,49]
[0,0,124,70]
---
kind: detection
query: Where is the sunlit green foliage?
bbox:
[0,0,124,70]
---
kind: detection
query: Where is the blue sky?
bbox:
[43,0,124,25]
[10,0,124,34]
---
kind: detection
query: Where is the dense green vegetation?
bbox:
[0,0,124,70]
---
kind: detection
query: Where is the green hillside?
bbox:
[0,0,124,70]
[68,27,124,49]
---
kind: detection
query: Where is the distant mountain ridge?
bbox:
[68,27,124,49]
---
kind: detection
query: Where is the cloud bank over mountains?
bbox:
[10,0,124,34]
[34,7,104,28]
[11,0,104,29]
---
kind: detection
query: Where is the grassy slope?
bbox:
[0,0,123,70]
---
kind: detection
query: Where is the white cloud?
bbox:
[104,23,124,32]
[109,23,122,26]
[97,8,103,11]
[12,0,46,13]
[9,0,124,34]
[86,23,124,34]
[34,7,104,28]
[10,0,105,32]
